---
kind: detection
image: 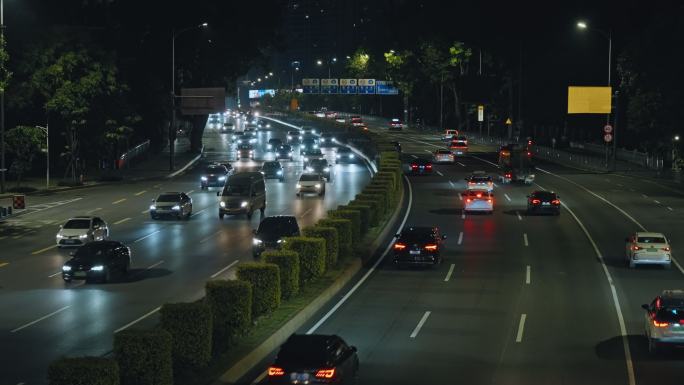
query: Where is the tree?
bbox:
[6,126,44,187]
[384,49,418,124]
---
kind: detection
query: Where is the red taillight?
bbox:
[466,198,472,203]
[394,243,406,250]
[661,247,671,252]
[631,245,642,251]
[476,193,482,198]
[531,199,541,204]
[426,164,432,169]
[526,151,532,157]
[551,199,560,205]
[487,199,492,203]
[505,173,512,178]
[268,366,285,377]
[411,164,418,169]
[653,320,669,328]
[315,368,336,379]
[424,244,438,251]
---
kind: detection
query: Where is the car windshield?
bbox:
[277,342,328,367]
[74,244,111,259]
[288,131,299,136]
[204,167,223,174]
[654,307,684,323]
[637,236,667,244]
[263,162,279,169]
[300,174,320,181]
[156,194,180,202]
[239,145,252,150]
[258,217,297,235]
[223,183,249,196]
[532,192,556,200]
[470,177,491,183]
[63,219,90,229]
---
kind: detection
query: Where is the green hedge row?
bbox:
[236,262,281,318]
[353,198,381,226]
[338,204,370,235]
[328,210,361,244]
[160,302,213,370]
[49,357,119,385]
[283,237,326,286]
[302,226,339,268]
[317,218,352,259]
[263,250,300,299]
[114,329,173,385]
[356,192,388,215]
[205,279,252,352]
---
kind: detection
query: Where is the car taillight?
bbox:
[394,243,407,250]
[476,193,482,198]
[661,247,671,251]
[315,368,336,379]
[424,244,438,251]
[466,198,472,203]
[426,164,432,169]
[268,366,285,376]
[531,199,541,204]
[653,320,669,328]
[505,173,512,178]
[487,199,492,203]
[411,164,418,169]
[551,199,560,205]
[631,245,642,251]
[527,151,532,157]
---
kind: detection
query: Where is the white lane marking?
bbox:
[141,209,150,214]
[641,194,648,199]
[306,175,413,334]
[424,149,432,153]
[461,211,466,220]
[191,207,208,218]
[515,314,527,342]
[153,184,161,188]
[504,193,511,201]
[411,154,418,159]
[112,198,127,205]
[535,182,635,385]
[457,162,466,167]
[523,233,529,247]
[11,306,71,333]
[444,264,455,282]
[48,271,61,278]
[299,208,313,219]
[654,200,660,204]
[187,189,195,194]
[210,260,240,279]
[134,190,146,196]
[457,231,463,245]
[668,206,674,211]
[493,182,499,188]
[86,207,102,214]
[114,307,161,333]
[449,181,455,188]
[114,217,131,225]
[525,265,531,284]
[617,183,624,187]
[32,244,58,255]
[517,211,523,221]
[458,193,463,201]
[410,311,432,338]
[436,170,444,176]
[134,230,161,243]
[146,260,164,270]
[629,188,635,192]
[200,230,221,244]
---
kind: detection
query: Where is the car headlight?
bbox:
[336,154,341,158]
[349,154,354,158]
[277,239,284,244]
[277,170,283,175]
[56,234,63,239]
[201,176,208,181]
[241,201,248,207]
[219,201,226,208]
[315,183,321,189]
[314,144,319,148]
[332,138,337,142]
[91,265,104,271]
[323,167,330,172]
[62,265,72,271]
[303,157,309,162]
[307,167,313,172]
[253,238,263,245]
[289,152,293,156]
[172,205,181,210]
[287,136,292,140]
[79,234,89,239]
[296,183,302,188]
[150,205,156,210]
[267,144,272,149]
[266,124,271,128]
[218,176,226,181]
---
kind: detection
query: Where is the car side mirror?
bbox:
[216,192,221,197]
[641,304,649,310]
[442,235,447,240]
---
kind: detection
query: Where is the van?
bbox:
[217,172,266,219]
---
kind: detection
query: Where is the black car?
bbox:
[302,148,324,166]
[301,126,318,135]
[252,215,300,257]
[319,133,336,147]
[335,147,356,164]
[393,226,445,268]
[267,138,283,151]
[275,144,294,161]
[200,164,230,189]
[238,144,255,160]
[62,241,131,283]
[300,138,319,155]
[261,161,284,182]
[307,158,332,181]
[409,158,433,175]
[527,191,561,215]
[268,334,358,385]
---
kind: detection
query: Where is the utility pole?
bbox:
[439,74,444,130]
[0,0,5,193]
[517,41,523,139]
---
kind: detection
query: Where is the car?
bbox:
[287,130,301,144]
[409,159,433,175]
[61,241,131,283]
[526,191,561,215]
[641,290,684,354]
[252,215,300,257]
[335,147,356,164]
[393,226,446,268]
[388,118,403,130]
[237,144,255,160]
[221,122,234,132]
[442,129,459,141]
[297,173,326,197]
[449,136,468,156]
[275,144,294,161]
[301,126,318,135]
[300,138,319,155]
[208,117,221,129]
[302,148,324,166]
[257,120,272,130]
[307,158,332,181]
[150,192,193,220]
[319,133,336,146]
[261,161,284,182]
[350,116,363,127]
[324,111,338,119]
[463,189,494,214]
[218,172,266,219]
[267,334,359,385]
[246,122,258,129]
[267,138,283,151]
[56,216,109,247]
[625,232,672,269]
[244,127,257,137]
[235,133,256,145]
[433,149,455,164]
[465,171,494,192]
[358,123,369,131]
[200,164,230,189]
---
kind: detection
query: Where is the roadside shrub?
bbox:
[114,329,173,385]
[160,302,213,370]
[375,171,398,190]
[357,192,388,214]
[236,262,281,317]
[338,204,370,234]
[328,210,361,244]
[205,279,252,352]
[48,357,119,385]
[317,218,352,260]
[262,250,300,299]
[353,199,380,226]
[302,226,339,268]
[282,237,326,285]
[379,151,400,161]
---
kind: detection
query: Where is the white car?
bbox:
[433,149,455,164]
[441,129,458,141]
[56,216,109,247]
[465,171,494,192]
[642,290,684,353]
[463,190,493,214]
[625,232,672,269]
[296,173,326,197]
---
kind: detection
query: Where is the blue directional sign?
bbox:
[302,78,320,94]
[376,80,399,95]
[339,79,358,94]
[358,79,376,94]
[320,79,339,94]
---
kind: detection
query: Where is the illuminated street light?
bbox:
[332,57,337,63]
[675,135,680,141]
[576,21,587,29]
[257,78,262,82]
[316,59,323,66]
[269,72,274,76]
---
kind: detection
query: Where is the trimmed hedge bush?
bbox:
[302,226,339,268]
[205,279,252,352]
[329,210,361,244]
[160,302,213,370]
[364,187,393,207]
[317,218,352,259]
[236,262,281,317]
[353,199,380,226]
[339,204,370,234]
[282,237,326,285]
[379,150,400,161]
[114,329,173,385]
[49,357,119,385]
[375,171,398,190]
[357,192,388,214]
[262,250,300,300]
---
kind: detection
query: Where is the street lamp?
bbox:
[170,21,208,171]
[36,125,49,190]
[0,0,6,193]
[316,59,323,66]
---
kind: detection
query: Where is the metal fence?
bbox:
[116,140,150,169]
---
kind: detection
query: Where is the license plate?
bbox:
[290,373,310,382]
[74,271,86,277]
[410,250,421,255]
[647,247,657,252]
[542,202,550,206]
[65,239,76,244]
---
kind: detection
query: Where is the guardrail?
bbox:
[116,140,150,169]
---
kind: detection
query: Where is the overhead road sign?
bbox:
[376,80,399,95]
[477,105,484,122]
[320,79,339,94]
[358,79,376,94]
[339,79,357,94]
[302,79,320,94]
[567,86,612,114]
[180,88,226,115]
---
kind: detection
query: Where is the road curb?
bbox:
[216,173,408,385]
[166,145,204,178]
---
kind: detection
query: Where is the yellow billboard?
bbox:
[567,86,612,114]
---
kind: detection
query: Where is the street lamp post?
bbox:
[170,22,208,172]
[0,0,5,193]
[36,125,48,190]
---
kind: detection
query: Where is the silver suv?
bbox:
[642,290,684,353]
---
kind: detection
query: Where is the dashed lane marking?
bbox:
[299,208,313,219]
[113,217,131,225]
[504,193,511,201]
[114,307,161,333]
[444,264,455,282]
[461,212,466,220]
[436,170,444,176]
[86,208,102,214]
[112,198,127,204]
[11,305,71,333]
[517,212,523,221]
[32,245,57,255]
[0,262,8,268]
[641,194,648,199]
[526,265,531,284]
[134,230,161,243]
[668,207,674,211]
[523,233,529,246]
[134,190,146,196]
[410,311,431,339]
[515,314,527,342]
[200,230,221,244]
[146,260,164,270]
[210,260,240,279]
[457,162,466,167]
[457,231,463,245]
[654,200,660,204]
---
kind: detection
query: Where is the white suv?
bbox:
[56,216,109,247]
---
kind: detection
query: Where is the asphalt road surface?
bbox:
[0,116,371,385]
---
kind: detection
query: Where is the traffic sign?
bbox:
[302,79,320,94]
[320,79,339,94]
[477,105,484,122]
[603,124,613,134]
[376,80,399,95]
[358,79,376,94]
[505,118,512,125]
[604,133,613,142]
[339,79,357,94]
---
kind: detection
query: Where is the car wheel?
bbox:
[219,213,224,219]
